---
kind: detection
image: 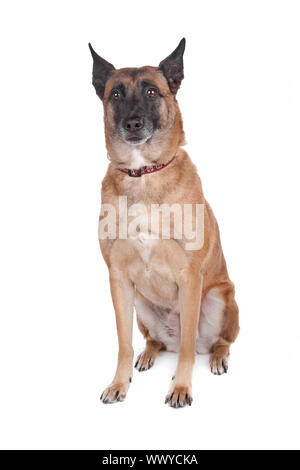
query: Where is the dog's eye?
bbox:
[146,87,158,98]
[111,90,121,100]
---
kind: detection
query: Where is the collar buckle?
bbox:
[128,168,142,177]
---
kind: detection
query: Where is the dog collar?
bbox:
[118,156,175,177]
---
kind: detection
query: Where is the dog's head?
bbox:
[89,39,186,161]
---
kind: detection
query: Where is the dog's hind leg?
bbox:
[134,292,165,372]
[135,317,164,371]
[209,281,239,375]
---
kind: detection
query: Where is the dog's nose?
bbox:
[123,117,144,132]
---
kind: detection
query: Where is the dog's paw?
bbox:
[210,353,229,375]
[134,351,155,372]
[100,382,129,404]
[165,385,193,408]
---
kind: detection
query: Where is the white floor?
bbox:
[1,299,299,450]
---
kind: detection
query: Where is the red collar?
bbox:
[118,156,175,177]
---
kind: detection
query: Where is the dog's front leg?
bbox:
[165,272,203,408]
[100,269,134,404]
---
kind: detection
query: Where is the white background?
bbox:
[0,0,299,450]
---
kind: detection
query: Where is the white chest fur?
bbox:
[128,149,148,170]
[128,213,178,309]
[134,233,157,266]
[127,203,157,266]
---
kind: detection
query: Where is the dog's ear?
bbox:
[159,38,186,94]
[88,43,115,100]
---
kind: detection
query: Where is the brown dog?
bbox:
[89,38,239,407]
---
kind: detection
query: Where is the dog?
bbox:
[89,38,239,407]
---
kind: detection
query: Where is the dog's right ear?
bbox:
[88,43,115,100]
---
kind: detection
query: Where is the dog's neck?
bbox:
[123,148,150,171]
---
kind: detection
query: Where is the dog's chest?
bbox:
[127,212,178,308]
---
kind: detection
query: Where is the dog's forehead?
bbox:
[104,66,170,97]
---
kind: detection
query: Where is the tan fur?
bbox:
[135,316,165,372]
[98,66,239,406]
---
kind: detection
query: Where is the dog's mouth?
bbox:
[118,122,154,146]
[125,135,149,145]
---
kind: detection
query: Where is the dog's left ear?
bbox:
[88,43,115,100]
[159,38,186,94]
